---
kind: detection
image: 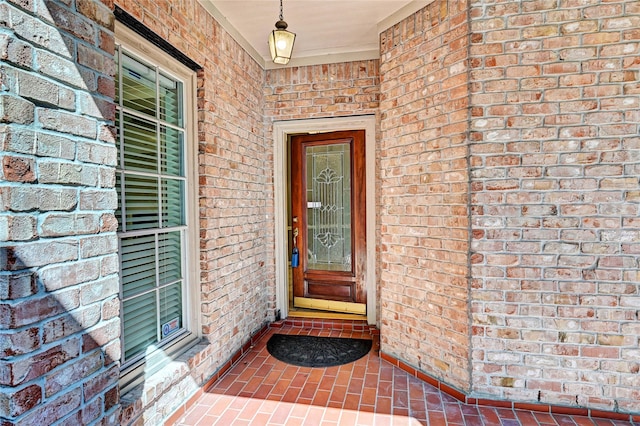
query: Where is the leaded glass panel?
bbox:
[305,143,352,272]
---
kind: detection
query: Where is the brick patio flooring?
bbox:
[172,322,637,426]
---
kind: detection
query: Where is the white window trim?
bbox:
[115,22,201,393]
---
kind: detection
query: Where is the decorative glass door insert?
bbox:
[306,143,352,272]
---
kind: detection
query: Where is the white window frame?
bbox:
[115,22,200,393]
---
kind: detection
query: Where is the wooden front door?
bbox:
[290,130,366,314]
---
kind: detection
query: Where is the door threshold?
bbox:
[287,308,367,321]
[293,297,366,315]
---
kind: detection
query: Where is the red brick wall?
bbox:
[264,61,380,120]
[113,0,274,424]
[3,0,639,422]
[1,0,274,424]
[0,1,120,424]
[264,60,381,319]
[469,0,640,412]
[264,60,380,313]
[378,0,472,391]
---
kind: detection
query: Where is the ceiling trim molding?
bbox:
[265,49,380,70]
[377,0,433,34]
[198,0,266,68]
[199,0,433,70]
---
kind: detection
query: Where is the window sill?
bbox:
[119,336,206,425]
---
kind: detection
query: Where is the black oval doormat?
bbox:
[266,334,372,368]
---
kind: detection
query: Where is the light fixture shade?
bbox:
[268,26,296,65]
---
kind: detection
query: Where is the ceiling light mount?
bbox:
[268,0,296,65]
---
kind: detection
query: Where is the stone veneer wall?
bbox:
[378,0,472,392]
[468,0,640,412]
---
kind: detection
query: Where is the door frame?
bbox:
[273,116,377,325]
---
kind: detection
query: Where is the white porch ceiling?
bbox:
[200,0,431,69]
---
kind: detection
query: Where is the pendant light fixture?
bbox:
[268,0,296,65]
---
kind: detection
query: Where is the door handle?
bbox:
[292,227,299,267]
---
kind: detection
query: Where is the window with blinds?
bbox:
[115,44,191,370]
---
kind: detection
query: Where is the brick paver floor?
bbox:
[174,323,637,426]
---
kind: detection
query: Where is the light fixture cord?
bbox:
[279,0,284,20]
